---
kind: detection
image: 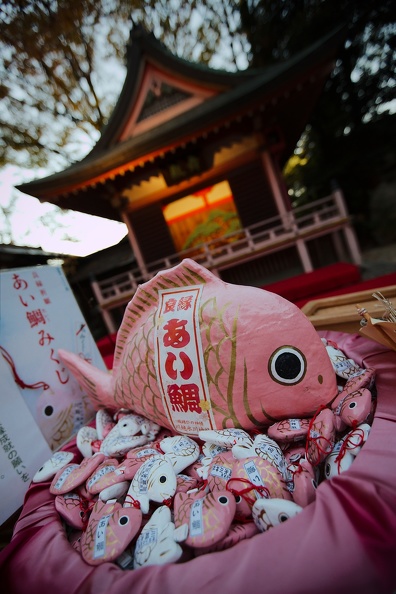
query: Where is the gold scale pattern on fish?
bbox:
[59,259,338,436]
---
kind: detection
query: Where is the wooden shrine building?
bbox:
[18,25,361,332]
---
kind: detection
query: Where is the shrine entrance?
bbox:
[162,180,241,253]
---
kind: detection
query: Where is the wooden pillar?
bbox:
[296,239,314,273]
[121,211,150,279]
[260,149,289,221]
[91,280,118,334]
[332,188,362,266]
[261,147,313,272]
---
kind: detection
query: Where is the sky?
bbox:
[0,165,128,258]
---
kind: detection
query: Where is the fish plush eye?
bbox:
[268,346,306,385]
[278,513,289,523]
[159,475,167,483]
[43,405,54,417]
[218,495,229,505]
[119,515,129,526]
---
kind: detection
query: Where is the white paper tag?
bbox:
[135,527,158,554]
[53,464,79,490]
[289,419,301,430]
[93,513,111,559]
[244,460,266,499]
[138,457,158,493]
[189,498,204,537]
[210,464,232,481]
[87,464,116,488]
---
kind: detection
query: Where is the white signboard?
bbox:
[0,265,106,524]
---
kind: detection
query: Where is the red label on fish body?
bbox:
[155,287,215,436]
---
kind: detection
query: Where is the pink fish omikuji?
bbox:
[58,259,338,437]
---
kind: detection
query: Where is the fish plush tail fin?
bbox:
[58,349,114,411]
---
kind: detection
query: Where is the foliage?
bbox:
[0,0,247,172]
[238,1,396,244]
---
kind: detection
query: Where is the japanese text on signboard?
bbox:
[155,286,215,436]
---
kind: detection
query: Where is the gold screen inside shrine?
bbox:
[162,181,242,252]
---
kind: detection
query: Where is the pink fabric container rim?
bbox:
[1,331,396,594]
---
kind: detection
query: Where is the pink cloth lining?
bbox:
[1,332,396,594]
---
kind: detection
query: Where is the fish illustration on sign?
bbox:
[58,259,338,437]
[1,344,94,450]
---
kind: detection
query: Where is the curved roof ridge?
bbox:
[17,24,346,206]
[126,23,256,85]
[89,24,257,156]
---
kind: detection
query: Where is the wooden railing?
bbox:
[92,191,350,309]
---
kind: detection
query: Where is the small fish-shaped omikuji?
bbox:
[199,428,253,450]
[232,433,289,483]
[344,367,376,391]
[204,449,253,522]
[114,444,162,481]
[305,408,336,466]
[324,423,371,480]
[55,492,93,530]
[124,454,177,514]
[32,450,74,483]
[196,441,228,479]
[159,435,200,473]
[284,444,306,467]
[50,453,106,495]
[100,422,152,457]
[206,450,235,493]
[176,473,199,494]
[86,458,121,495]
[99,481,130,503]
[173,489,236,548]
[288,457,317,507]
[228,456,292,510]
[81,499,142,566]
[76,425,99,458]
[58,259,338,437]
[323,339,364,379]
[252,498,303,532]
[331,387,372,430]
[343,422,371,455]
[133,505,188,568]
[267,418,311,444]
[324,441,355,480]
[117,413,160,440]
[96,409,115,440]
[305,407,335,466]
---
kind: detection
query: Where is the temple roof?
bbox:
[17,25,345,219]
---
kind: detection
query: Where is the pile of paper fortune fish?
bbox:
[34,373,374,569]
[32,259,376,569]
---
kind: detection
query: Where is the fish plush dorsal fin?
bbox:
[58,349,114,410]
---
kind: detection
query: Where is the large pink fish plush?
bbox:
[58,259,337,437]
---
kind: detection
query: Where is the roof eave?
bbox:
[17,25,345,201]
